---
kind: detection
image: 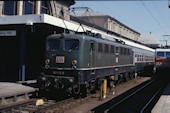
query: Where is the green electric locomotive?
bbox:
[38,32,135,95]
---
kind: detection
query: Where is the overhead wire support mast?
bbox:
[162,35,170,46]
[70,7,96,32]
[140,0,167,35]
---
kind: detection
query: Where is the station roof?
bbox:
[0,14,154,52]
[138,35,160,45]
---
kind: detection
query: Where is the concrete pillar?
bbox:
[35,1,41,14]
[50,1,57,17]
[19,27,26,81]
[0,1,3,16]
[17,1,23,15]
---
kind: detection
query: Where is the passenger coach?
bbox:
[155,48,170,77]
[155,48,170,67]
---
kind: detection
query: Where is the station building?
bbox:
[71,10,140,41]
[0,0,75,81]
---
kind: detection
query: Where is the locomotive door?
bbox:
[90,41,95,68]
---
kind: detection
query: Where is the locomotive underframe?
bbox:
[38,65,135,94]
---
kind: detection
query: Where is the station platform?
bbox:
[152,83,170,113]
[65,77,151,113]
[0,82,36,106]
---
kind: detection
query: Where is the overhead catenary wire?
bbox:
[153,1,168,27]
[95,1,153,35]
[140,0,167,35]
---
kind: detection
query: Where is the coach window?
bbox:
[3,1,17,15]
[141,55,143,61]
[98,43,103,53]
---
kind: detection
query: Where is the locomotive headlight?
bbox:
[69,78,74,83]
[45,59,50,64]
[72,60,77,70]
[45,65,49,69]
[72,60,77,66]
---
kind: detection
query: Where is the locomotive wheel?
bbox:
[117,75,123,84]
[80,85,88,98]
[73,85,87,98]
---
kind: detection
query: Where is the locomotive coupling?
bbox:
[37,73,75,92]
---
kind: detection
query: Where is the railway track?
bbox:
[0,94,92,113]
[91,78,167,113]
[0,77,158,113]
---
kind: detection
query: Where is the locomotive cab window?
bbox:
[166,52,170,58]
[47,39,60,51]
[64,39,79,51]
[157,52,164,57]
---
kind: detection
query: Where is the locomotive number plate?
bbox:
[56,56,65,63]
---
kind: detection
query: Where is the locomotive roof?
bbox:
[156,48,170,52]
[47,33,129,47]
[47,33,155,53]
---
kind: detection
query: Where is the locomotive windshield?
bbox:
[46,38,79,51]
[166,52,170,58]
[157,52,164,57]
[47,39,60,51]
[64,39,79,51]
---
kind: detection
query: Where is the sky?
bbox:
[71,0,170,46]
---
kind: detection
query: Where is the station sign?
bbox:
[0,30,16,36]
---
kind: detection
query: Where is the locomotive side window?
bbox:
[98,43,103,52]
[124,48,128,55]
[90,41,95,51]
[104,44,109,53]
[115,46,119,54]
[110,45,115,53]
[127,49,130,55]
[47,39,60,51]
[120,47,123,54]
[65,39,79,51]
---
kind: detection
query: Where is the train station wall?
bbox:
[0,24,64,82]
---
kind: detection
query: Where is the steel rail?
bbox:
[104,79,155,113]
[140,84,165,113]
